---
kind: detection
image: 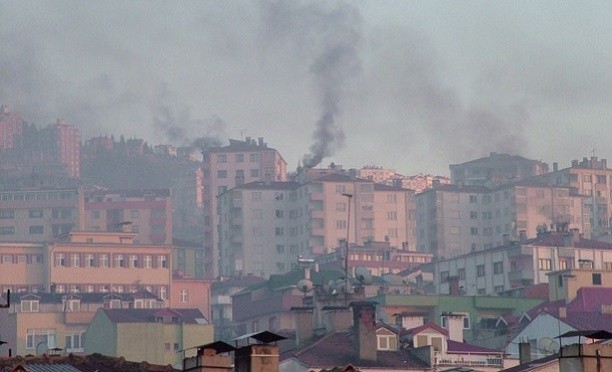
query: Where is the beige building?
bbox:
[535,157,611,238]
[416,182,590,259]
[433,230,612,296]
[449,152,549,186]
[0,188,84,242]
[47,231,172,301]
[0,242,46,293]
[202,137,287,278]
[84,188,173,245]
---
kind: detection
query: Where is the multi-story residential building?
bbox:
[201,137,287,278]
[0,105,23,151]
[85,307,213,367]
[0,291,163,357]
[0,242,46,293]
[170,275,211,319]
[47,231,173,301]
[217,174,417,277]
[433,230,612,296]
[0,187,84,242]
[171,165,204,241]
[40,119,81,178]
[316,241,433,276]
[357,166,451,193]
[449,152,549,186]
[416,182,590,259]
[84,188,172,245]
[534,157,611,238]
[173,238,206,279]
[218,181,301,277]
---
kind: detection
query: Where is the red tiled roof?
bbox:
[0,353,177,371]
[281,331,430,369]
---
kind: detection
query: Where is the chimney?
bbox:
[443,313,464,342]
[291,307,314,346]
[245,136,251,144]
[350,301,378,362]
[398,313,426,329]
[322,306,352,332]
[559,307,567,319]
[519,341,531,364]
[234,343,280,372]
[258,137,264,146]
[553,162,558,172]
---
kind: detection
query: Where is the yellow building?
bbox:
[85,307,213,367]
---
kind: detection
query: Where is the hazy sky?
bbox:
[1,1,610,175]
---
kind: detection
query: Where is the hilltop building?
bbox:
[449,152,549,186]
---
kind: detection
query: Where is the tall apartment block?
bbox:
[40,119,81,178]
[217,173,417,278]
[450,152,549,186]
[534,157,611,238]
[0,105,23,151]
[84,189,172,245]
[201,137,287,278]
[0,188,84,242]
[416,182,590,259]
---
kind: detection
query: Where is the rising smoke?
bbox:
[259,1,362,168]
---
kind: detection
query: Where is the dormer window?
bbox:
[21,299,39,312]
[377,334,398,350]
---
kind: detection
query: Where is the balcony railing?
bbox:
[434,352,504,367]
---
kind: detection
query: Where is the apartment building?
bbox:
[535,157,612,237]
[416,182,590,259]
[0,105,23,151]
[47,231,172,301]
[357,166,451,193]
[0,242,46,293]
[433,230,612,296]
[449,152,549,186]
[0,188,84,242]
[201,137,287,278]
[0,291,163,357]
[84,188,172,245]
[171,165,204,241]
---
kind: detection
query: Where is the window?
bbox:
[65,333,83,352]
[2,254,13,264]
[21,300,40,312]
[377,334,397,350]
[55,253,66,267]
[275,227,284,236]
[217,154,227,163]
[26,329,56,349]
[0,210,15,219]
[179,289,188,303]
[65,299,80,312]
[250,153,259,162]
[276,245,285,253]
[387,211,397,220]
[493,262,504,274]
[538,259,552,271]
[592,273,602,285]
[115,254,125,268]
[336,220,347,230]
[251,192,262,201]
[144,255,152,268]
[336,202,346,212]
[0,226,15,235]
[130,210,139,218]
[274,192,284,201]
[386,194,397,203]
[458,268,466,280]
[85,254,94,267]
[130,255,139,268]
[335,184,347,194]
[596,175,607,184]
[477,265,485,277]
[28,209,43,218]
[469,195,477,203]
[71,254,80,267]
[470,227,479,235]
[250,169,259,177]
[275,210,284,218]
[158,255,168,268]
[235,153,244,162]
[217,170,227,178]
[470,211,478,219]
[440,271,449,282]
[29,225,44,234]
[91,210,100,219]
[99,254,109,268]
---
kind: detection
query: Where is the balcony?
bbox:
[507,245,532,257]
[508,269,534,281]
[434,352,503,368]
[211,295,232,306]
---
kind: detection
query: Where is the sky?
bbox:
[0,1,610,176]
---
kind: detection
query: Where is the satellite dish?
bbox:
[355,266,373,285]
[538,337,560,354]
[296,279,313,293]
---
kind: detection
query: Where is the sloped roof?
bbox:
[403,322,449,336]
[4,290,159,304]
[100,308,207,324]
[446,340,503,354]
[561,311,612,331]
[0,353,177,371]
[500,353,558,372]
[236,268,344,295]
[567,287,612,312]
[281,331,430,370]
[211,274,266,291]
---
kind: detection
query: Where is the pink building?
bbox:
[201,137,287,278]
[170,276,211,319]
[0,105,24,151]
[41,119,81,178]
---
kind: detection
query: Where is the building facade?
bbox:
[40,119,81,178]
[202,137,287,278]
[449,152,549,186]
[416,182,590,259]
[0,105,23,151]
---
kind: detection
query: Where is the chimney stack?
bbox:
[322,306,352,332]
[443,313,465,342]
[291,307,314,346]
[553,162,558,172]
[351,301,378,362]
[519,341,531,364]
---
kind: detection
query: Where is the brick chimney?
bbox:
[322,306,353,332]
[350,301,378,362]
[519,342,531,364]
[291,306,314,346]
[234,344,280,372]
